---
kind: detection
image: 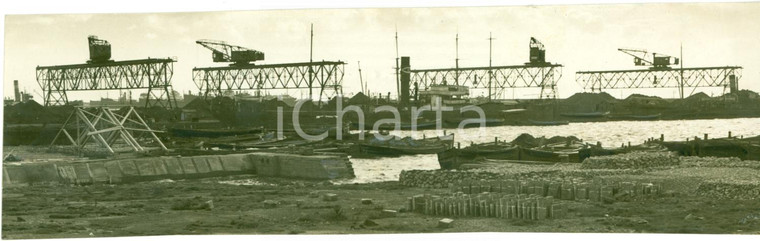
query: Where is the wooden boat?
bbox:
[560,111,610,118]
[519,147,579,163]
[527,120,570,126]
[370,121,438,130]
[579,142,669,161]
[610,113,662,120]
[627,113,661,120]
[358,134,454,156]
[170,127,263,138]
[524,141,587,162]
[359,142,449,155]
[437,143,520,169]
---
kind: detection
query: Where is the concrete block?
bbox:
[134,159,157,176]
[576,187,588,200]
[162,158,183,175]
[438,218,454,228]
[207,157,224,172]
[5,165,30,185]
[249,155,278,177]
[219,156,245,172]
[589,188,600,202]
[179,157,198,174]
[151,158,168,175]
[87,162,109,183]
[72,163,92,183]
[562,188,574,200]
[601,186,614,200]
[550,203,564,218]
[57,165,78,183]
[22,164,59,184]
[3,168,11,185]
[538,207,547,220]
[103,161,123,183]
[118,160,140,176]
[192,157,211,173]
[547,183,561,198]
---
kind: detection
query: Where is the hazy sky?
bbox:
[4,2,760,101]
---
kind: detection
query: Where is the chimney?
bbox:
[400,57,411,106]
[13,80,20,102]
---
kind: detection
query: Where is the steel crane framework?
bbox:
[575,47,742,98]
[192,61,346,100]
[36,58,178,108]
[410,64,563,99]
[575,66,742,97]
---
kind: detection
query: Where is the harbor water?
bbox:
[338,117,760,184]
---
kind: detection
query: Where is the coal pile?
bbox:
[581,151,679,169]
[399,168,646,189]
[679,156,760,169]
[697,180,760,200]
[511,133,581,148]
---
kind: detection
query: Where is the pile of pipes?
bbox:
[581,151,679,169]
[697,180,760,200]
[407,193,566,220]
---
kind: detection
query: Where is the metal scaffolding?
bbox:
[575,66,742,98]
[410,64,563,99]
[50,107,167,154]
[36,58,178,108]
[192,61,346,100]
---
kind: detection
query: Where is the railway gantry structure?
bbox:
[405,37,563,100]
[192,29,346,101]
[575,48,742,98]
[36,36,178,108]
[192,61,346,100]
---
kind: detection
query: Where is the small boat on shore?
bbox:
[627,113,662,120]
[170,127,264,138]
[560,111,610,118]
[357,134,454,156]
[526,120,570,126]
[437,142,519,169]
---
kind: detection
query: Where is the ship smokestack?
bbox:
[13,80,20,102]
[400,57,410,106]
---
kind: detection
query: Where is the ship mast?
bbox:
[395,27,400,103]
[455,33,460,85]
[488,32,494,101]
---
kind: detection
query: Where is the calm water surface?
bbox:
[336,118,760,184]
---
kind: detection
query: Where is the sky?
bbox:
[4,2,760,102]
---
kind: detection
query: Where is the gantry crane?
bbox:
[406,36,562,100]
[37,35,178,108]
[195,39,265,66]
[192,26,346,101]
[618,48,679,69]
[576,46,740,99]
